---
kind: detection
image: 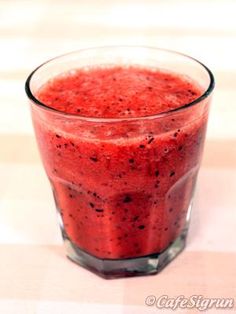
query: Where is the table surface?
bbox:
[0,0,236,313]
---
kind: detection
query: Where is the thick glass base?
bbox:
[63,228,187,279]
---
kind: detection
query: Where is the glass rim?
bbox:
[25,45,215,122]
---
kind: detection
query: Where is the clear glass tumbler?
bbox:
[25,47,214,278]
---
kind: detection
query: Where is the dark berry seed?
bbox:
[129,158,134,164]
[164,227,168,231]
[56,134,61,138]
[139,144,145,149]
[138,225,145,230]
[90,156,98,162]
[69,194,73,198]
[77,108,81,112]
[147,137,154,144]
[155,170,159,177]
[170,171,175,177]
[89,202,94,208]
[178,145,183,151]
[123,195,132,203]
[95,208,104,212]
[70,141,75,147]
[174,132,178,137]
[133,215,139,222]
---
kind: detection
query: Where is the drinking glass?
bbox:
[25,47,214,278]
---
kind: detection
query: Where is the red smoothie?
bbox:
[33,66,207,259]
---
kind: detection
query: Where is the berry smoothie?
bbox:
[32,66,208,259]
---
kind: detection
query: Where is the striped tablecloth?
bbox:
[0,1,236,313]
